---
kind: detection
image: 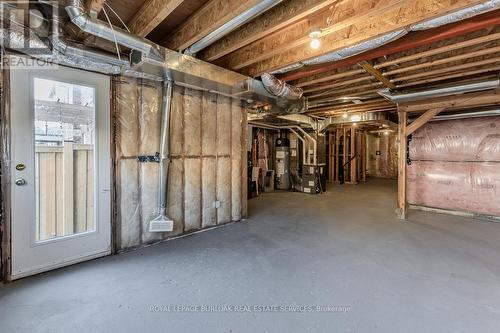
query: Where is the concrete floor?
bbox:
[2,179,500,332]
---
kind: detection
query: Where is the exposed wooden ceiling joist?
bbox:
[279,9,500,82]
[399,89,500,112]
[128,0,186,37]
[359,61,396,90]
[198,0,339,62]
[384,45,500,76]
[160,0,261,51]
[396,65,500,88]
[376,31,500,69]
[392,57,500,83]
[87,0,106,15]
[217,0,411,71]
[240,0,492,77]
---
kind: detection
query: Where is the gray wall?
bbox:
[114,78,247,250]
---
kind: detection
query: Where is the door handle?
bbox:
[15,178,27,186]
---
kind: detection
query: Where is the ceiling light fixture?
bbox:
[309,28,322,49]
[342,112,348,119]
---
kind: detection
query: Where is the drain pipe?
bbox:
[150,81,175,232]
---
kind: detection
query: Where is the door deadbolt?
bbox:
[15,178,27,186]
[15,163,26,171]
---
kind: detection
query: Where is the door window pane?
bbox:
[34,78,95,241]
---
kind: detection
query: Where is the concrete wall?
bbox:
[407,116,500,216]
[114,78,247,250]
[366,133,397,179]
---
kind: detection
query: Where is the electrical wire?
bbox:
[102,6,121,61]
[104,2,131,33]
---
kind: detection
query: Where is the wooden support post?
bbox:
[359,61,396,90]
[350,126,357,184]
[361,132,367,182]
[63,141,74,235]
[397,112,407,219]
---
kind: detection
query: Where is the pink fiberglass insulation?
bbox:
[407,161,500,216]
[409,116,500,162]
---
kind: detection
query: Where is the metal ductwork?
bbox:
[65,0,154,55]
[271,0,500,74]
[378,79,500,102]
[185,0,283,55]
[149,80,174,232]
[63,0,307,111]
[261,73,304,100]
[318,112,393,132]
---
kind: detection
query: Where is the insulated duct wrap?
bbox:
[261,73,303,100]
[114,78,247,250]
[271,0,500,73]
[407,116,500,216]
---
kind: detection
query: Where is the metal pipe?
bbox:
[378,79,500,102]
[150,80,174,232]
[184,0,283,55]
[289,128,307,166]
[271,0,500,75]
[159,80,173,216]
[65,0,152,54]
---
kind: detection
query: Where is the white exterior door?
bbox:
[10,57,111,279]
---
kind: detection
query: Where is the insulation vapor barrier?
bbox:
[114,78,247,250]
[407,116,500,216]
[366,133,397,179]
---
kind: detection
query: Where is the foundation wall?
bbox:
[114,78,247,250]
[407,116,500,216]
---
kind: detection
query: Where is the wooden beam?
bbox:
[399,89,500,112]
[219,0,411,71]
[303,75,373,93]
[198,0,338,62]
[406,108,444,135]
[129,0,186,37]
[397,65,500,88]
[238,0,489,76]
[86,0,105,15]
[392,57,500,83]
[161,0,261,51]
[385,45,500,76]
[397,111,407,219]
[279,9,500,82]
[294,68,365,88]
[308,82,383,99]
[376,31,500,69]
[359,61,396,90]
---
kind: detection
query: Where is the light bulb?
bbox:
[310,38,321,49]
[384,131,389,136]
[342,112,348,119]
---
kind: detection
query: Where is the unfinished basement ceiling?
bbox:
[87,0,500,121]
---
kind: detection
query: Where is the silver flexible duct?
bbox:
[261,73,304,100]
[270,0,500,74]
[65,0,152,54]
[378,79,500,102]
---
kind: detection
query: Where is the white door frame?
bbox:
[10,58,111,279]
